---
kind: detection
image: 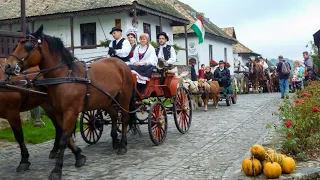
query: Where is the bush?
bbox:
[277,81,320,159]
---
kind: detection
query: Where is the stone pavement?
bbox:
[0,93,280,180]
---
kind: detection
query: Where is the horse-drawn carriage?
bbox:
[79,68,192,145]
[219,84,237,106]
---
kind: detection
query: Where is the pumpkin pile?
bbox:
[242,144,296,179]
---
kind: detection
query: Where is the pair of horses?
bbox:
[182,78,220,111]
[4,25,136,180]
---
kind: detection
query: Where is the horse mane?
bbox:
[40,34,77,65]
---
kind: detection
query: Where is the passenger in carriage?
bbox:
[155,32,176,68]
[126,30,137,63]
[108,27,131,63]
[204,66,214,82]
[129,33,158,93]
[213,60,231,94]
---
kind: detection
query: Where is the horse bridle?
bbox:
[8,35,43,74]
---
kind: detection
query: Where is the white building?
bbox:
[0,0,189,61]
[222,27,260,67]
[172,1,237,75]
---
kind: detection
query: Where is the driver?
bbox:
[213,60,231,89]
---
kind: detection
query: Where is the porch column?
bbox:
[132,2,137,28]
[159,17,163,32]
[70,17,74,55]
[184,25,189,65]
[20,0,26,36]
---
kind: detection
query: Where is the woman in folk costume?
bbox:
[126,30,137,64]
[129,33,158,92]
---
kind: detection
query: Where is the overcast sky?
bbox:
[180,0,320,60]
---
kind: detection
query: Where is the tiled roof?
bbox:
[0,0,186,21]
[172,1,235,42]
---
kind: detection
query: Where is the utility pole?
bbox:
[20,0,44,127]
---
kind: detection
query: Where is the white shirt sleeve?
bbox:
[115,39,131,58]
[166,46,176,65]
[145,45,158,66]
[130,46,139,64]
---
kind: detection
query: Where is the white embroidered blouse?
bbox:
[129,44,158,66]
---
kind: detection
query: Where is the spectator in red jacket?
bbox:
[198,64,205,79]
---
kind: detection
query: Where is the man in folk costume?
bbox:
[155,32,176,68]
[213,60,231,95]
[108,27,131,63]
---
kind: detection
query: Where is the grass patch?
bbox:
[0,116,80,144]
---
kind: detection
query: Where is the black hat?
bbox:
[219,60,225,64]
[110,27,122,34]
[157,32,169,41]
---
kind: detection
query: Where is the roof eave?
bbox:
[0,5,133,25]
[135,3,189,25]
[237,52,261,56]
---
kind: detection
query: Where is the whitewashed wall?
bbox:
[1,13,174,61]
[175,36,234,75]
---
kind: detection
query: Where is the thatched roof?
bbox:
[172,1,235,42]
[0,0,187,22]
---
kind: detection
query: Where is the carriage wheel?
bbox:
[226,95,231,106]
[148,101,168,145]
[80,110,104,145]
[231,90,237,104]
[173,86,192,134]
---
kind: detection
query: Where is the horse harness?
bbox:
[6,34,142,113]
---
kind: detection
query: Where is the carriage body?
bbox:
[80,70,192,146]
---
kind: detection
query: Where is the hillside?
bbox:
[268,58,294,67]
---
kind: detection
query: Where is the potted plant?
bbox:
[210,60,218,67]
[100,38,111,48]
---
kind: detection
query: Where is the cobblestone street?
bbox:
[0,93,280,180]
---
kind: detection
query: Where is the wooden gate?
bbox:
[0,30,23,58]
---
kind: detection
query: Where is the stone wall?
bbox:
[0,112,31,129]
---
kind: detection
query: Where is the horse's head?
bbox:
[5,25,44,75]
[5,25,74,75]
[197,79,207,94]
[0,58,7,79]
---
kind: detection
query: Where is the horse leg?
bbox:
[108,108,121,150]
[215,95,219,109]
[203,96,208,111]
[49,112,86,180]
[7,113,30,172]
[42,104,61,159]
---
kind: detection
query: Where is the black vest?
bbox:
[112,38,129,62]
[156,45,171,60]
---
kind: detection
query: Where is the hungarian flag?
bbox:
[190,16,205,44]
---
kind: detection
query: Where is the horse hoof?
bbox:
[49,150,59,159]
[16,162,31,172]
[117,147,127,155]
[204,109,208,111]
[112,139,120,150]
[49,169,62,180]
[75,155,86,168]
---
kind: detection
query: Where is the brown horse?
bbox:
[248,60,264,93]
[4,25,135,180]
[198,79,220,111]
[270,69,280,92]
[0,58,61,171]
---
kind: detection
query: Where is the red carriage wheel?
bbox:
[148,101,168,145]
[173,86,192,134]
[231,90,237,104]
[80,110,104,145]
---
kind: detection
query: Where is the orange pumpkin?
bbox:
[242,157,262,176]
[250,145,266,161]
[265,152,284,166]
[263,162,282,178]
[282,157,296,174]
[280,154,287,159]
[265,148,275,155]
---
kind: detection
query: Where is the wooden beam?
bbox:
[159,16,163,32]
[70,17,74,55]
[184,25,189,65]
[132,2,137,26]
[20,0,26,36]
